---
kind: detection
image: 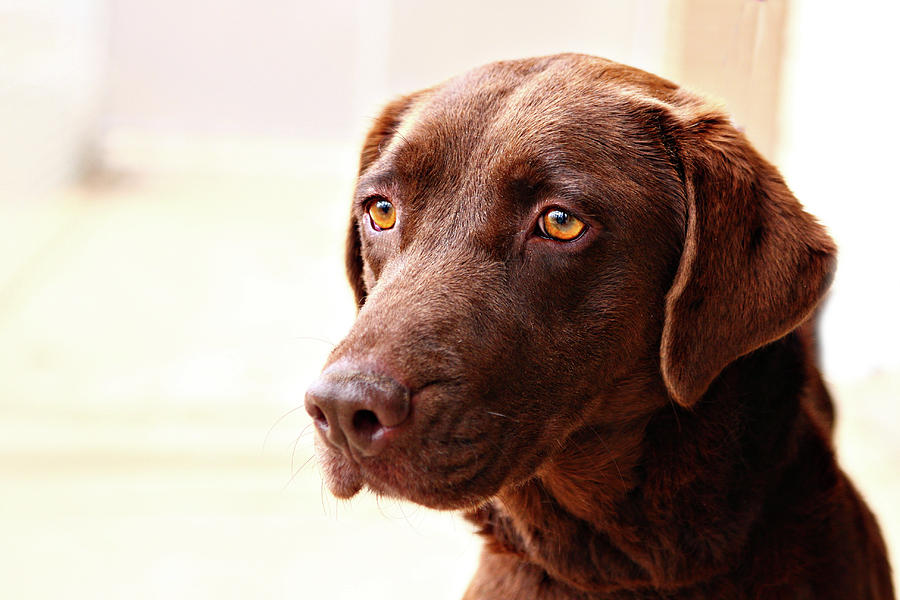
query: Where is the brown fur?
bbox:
[306,54,894,599]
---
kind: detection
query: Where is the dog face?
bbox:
[305,54,835,510]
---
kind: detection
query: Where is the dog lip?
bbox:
[319,430,384,465]
[348,424,407,463]
[321,450,365,499]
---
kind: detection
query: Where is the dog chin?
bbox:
[320,452,365,499]
[322,453,493,510]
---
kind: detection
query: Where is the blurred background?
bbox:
[1,0,897,598]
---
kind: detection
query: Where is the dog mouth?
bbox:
[317,445,366,498]
[306,369,547,508]
[314,418,507,509]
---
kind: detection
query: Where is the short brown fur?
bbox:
[308,54,894,599]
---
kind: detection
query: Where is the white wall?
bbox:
[0,0,105,201]
[101,0,669,144]
[779,0,900,380]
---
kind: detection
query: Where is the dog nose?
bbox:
[304,369,411,457]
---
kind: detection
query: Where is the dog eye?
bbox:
[538,209,586,241]
[366,197,396,231]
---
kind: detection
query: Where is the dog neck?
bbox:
[465,331,834,596]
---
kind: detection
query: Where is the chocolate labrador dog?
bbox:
[305,54,894,599]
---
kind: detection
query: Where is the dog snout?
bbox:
[304,368,411,458]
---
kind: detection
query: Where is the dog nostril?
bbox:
[306,370,409,456]
[351,409,383,439]
[311,405,329,431]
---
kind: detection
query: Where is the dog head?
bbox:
[305,54,836,509]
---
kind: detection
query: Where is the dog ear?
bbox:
[345,215,366,310]
[346,94,421,309]
[659,102,837,407]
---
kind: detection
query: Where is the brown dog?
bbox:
[305,54,894,599]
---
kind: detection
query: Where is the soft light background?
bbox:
[1,1,897,598]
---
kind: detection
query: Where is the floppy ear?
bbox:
[346,94,421,310]
[660,105,837,406]
[345,215,366,310]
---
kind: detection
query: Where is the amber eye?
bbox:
[366,197,396,231]
[538,208,586,241]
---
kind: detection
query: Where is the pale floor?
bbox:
[1,173,897,599]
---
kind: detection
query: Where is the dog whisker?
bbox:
[263,405,308,451]
[282,454,316,492]
[288,335,339,347]
[486,411,518,422]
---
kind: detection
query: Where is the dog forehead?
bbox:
[396,59,599,152]
[386,57,676,184]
